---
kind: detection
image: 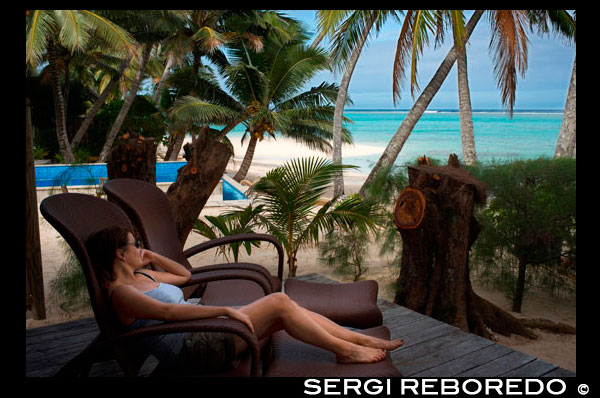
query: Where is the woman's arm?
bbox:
[112,285,254,332]
[141,250,191,286]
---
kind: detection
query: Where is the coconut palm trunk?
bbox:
[47,39,75,163]
[554,56,576,158]
[71,52,133,149]
[153,54,175,105]
[165,129,186,160]
[233,134,259,182]
[359,10,484,197]
[98,44,152,163]
[457,45,477,165]
[332,16,375,198]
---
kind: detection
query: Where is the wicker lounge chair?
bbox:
[40,193,401,377]
[103,178,283,306]
[103,178,385,329]
[40,193,262,376]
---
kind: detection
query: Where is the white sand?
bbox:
[28,140,576,373]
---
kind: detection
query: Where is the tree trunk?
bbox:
[233,134,258,182]
[166,126,233,245]
[153,54,174,106]
[164,129,186,161]
[332,16,375,198]
[554,56,576,158]
[310,29,328,49]
[71,52,133,149]
[359,10,484,198]
[512,258,528,313]
[98,44,152,163]
[394,154,537,340]
[26,98,46,319]
[47,39,75,163]
[106,132,157,183]
[457,46,477,165]
[288,250,298,278]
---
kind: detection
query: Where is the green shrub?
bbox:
[468,157,576,311]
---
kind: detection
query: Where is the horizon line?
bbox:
[346,108,563,112]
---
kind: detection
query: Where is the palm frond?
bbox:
[527,10,575,44]
[276,82,350,110]
[54,10,90,53]
[315,10,353,44]
[168,95,242,126]
[267,45,329,103]
[192,26,228,53]
[449,10,466,49]
[26,10,57,68]
[80,10,137,55]
[488,10,529,117]
[392,10,438,103]
[224,63,266,104]
[303,194,383,246]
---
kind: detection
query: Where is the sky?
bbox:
[280,10,576,111]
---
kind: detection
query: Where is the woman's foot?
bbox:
[336,344,387,364]
[358,335,405,351]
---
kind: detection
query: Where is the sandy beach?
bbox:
[28,136,576,373]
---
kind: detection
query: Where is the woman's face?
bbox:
[120,233,144,268]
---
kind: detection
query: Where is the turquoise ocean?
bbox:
[226,109,564,175]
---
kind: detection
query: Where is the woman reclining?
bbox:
[86,226,404,372]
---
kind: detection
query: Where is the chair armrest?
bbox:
[183,233,284,281]
[56,318,260,377]
[189,263,276,291]
[181,269,273,296]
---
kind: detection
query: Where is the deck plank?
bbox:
[26,273,575,377]
[456,350,537,377]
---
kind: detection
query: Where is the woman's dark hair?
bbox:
[86,225,131,287]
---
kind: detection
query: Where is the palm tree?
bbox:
[359,10,533,197]
[70,51,134,149]
[230,40,354,183]
[26,10,136,163]
[96,10,187,162]
[154,10,302,161]
[527,10,575,159]
[245,157,384,277]
[169,34,354,183]
[314,10,399,198]
[448,11,477,165]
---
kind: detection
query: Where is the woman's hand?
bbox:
[226,308,255,334]
[141,249,155,266]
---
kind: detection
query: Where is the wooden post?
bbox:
[25,98,46,319]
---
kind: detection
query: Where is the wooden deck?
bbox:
[26,273,575,377]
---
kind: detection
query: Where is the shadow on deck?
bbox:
[26,273,575,377]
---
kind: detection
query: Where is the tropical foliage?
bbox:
[192,204,265,263]
[167,25,354,183]
[232,157,384,277]
[468,158,576,312]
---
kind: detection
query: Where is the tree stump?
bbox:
[394,154,537,340]
[106,132,157,183]
[166,126,232,245]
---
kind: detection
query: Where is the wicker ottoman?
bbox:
[284,278,383,329]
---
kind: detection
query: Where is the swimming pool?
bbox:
[34,162,248,200]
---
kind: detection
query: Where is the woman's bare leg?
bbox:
[299,307,405,351]
[232,293,386,364]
